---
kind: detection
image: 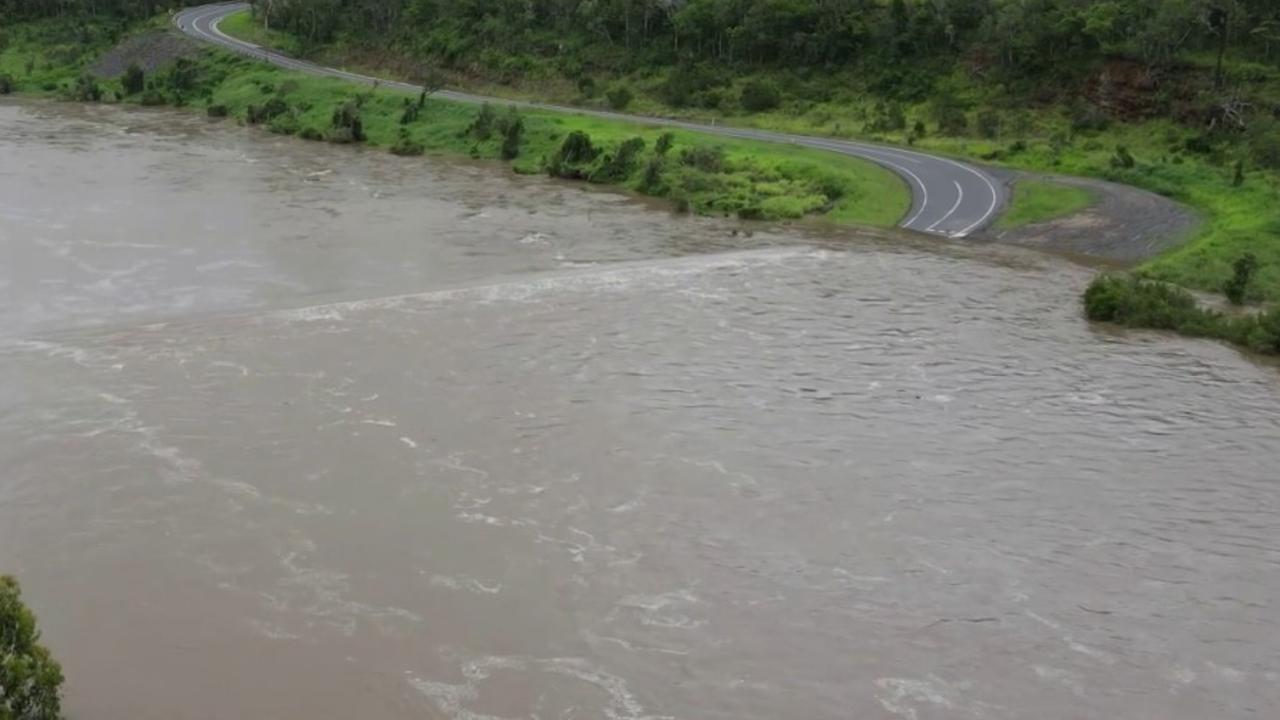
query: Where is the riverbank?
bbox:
[0,19,908,229]
[210,6,1280,306]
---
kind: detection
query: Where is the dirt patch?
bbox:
[981,171,1200,265]
[91,30,202,79]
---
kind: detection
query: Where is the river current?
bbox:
[2,99,1277,719]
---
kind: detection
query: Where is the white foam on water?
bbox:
[266,247,818,324]
[429,574,503,596]
[409,653,669,720]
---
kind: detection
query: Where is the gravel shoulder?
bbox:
[980,170,1200,264]
[91,30,201,78]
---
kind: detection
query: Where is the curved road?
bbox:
[175,3,1005,237]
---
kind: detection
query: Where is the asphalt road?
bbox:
[174,2,1005,237]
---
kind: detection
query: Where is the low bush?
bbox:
[499,109,523,160]
[246,97,288,124]
[390,128,425,156]
[71,74,101,102]
[1084,274,1280,355]
[0,73,15,94]
[605,84,633,111]
[679,145,725,173]
[1110,145,1136,169]
[1224,253,1259,305]
[206,103,228,118]
[466,102,497,140]
[655,132,675,155]
[740,79,781,112]
[121,63,144,95]
[328,100,364,143]
[546,130,598,178]
[589,137,645,183]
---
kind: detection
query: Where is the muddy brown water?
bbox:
[2,99,1278,720]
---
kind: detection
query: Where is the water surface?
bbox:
[2,99,1278,720]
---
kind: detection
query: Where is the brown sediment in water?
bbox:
[2,99,1278,720]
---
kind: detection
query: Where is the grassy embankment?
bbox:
[994,180,1096,231]
[0,18,908,229]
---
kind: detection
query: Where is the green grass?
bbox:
[217,10,302,57]
[0,18,129,91]
[996,179,1095,230]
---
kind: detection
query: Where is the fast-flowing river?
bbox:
[2,99,1277,720]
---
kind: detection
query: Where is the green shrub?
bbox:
[163,57,197,93]
[655,132,675,155]
[71,74,101,102]
[976,109,1002,139]
[1083,274,1280,355]
[1084,274,1200,329]
[206,103,228,118]
[1247,113,1280,169]
[679,145,725,173]
[328,101,365,143]
[121,63,144,95]
[246,97,288,124]
[661,64,722,108]
[500,110,523,160]
[577,76,596,98]
[546,130,599,178]
[390,128,425,156]
[399,97,420,124]
[0,73,14,94]
[605,84,633,110]
[467,102,496,139]
[739,79,781,112]
[590,137,645,183]
[1068,101,1110,133]
[1224,253,1259,305]
[1,575,64,720]
[930,90,968,136]
[1110,145,1136,169]
[267,111,299,135]
[639,156,666,193]
[866,101,906,133]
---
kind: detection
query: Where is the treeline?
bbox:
[1,0,185,21]
[235,0,1280,79]
[8,1,1279,86]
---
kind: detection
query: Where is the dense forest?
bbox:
[7,1,1280,80]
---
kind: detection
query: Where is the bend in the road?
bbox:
[174,3,1005,237]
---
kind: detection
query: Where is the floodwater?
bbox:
[2,99,1278,720]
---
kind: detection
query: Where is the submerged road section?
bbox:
[174,2,1005,237]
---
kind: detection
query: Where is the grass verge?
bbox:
[216,10,303,57]
[996,179,1095,230]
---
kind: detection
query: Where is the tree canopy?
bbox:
[0,576,63,720]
